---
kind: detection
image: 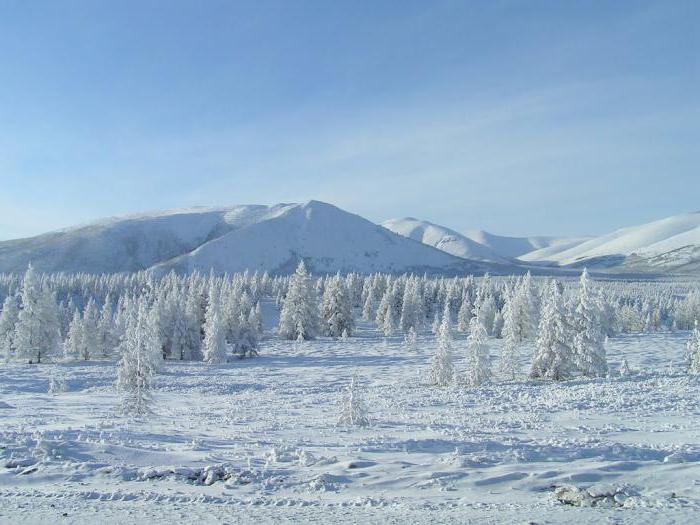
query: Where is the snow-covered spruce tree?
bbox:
[361,291,374,322]
[687,320,700,375]
[499,286,523,380]
[184,287,204,360]
[320,275,355,337]
[337,373,369,427]
[202,288,228,363]
[465,309,491,386]
[426,307,454,386]
[530,280,575,381]
[381,301,397,337]
[116,297,162,416]
[80,298,99,360]
[457,292,473,332]
[97,296,118,358]
[14,265,61,363]
[0,294,20,361]
[278,261,320,340]
[400,278,423,333]
[235,309,259,357]
[573,269,608,378]
[63,309,85,361]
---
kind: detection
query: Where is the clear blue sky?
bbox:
[0,0,697,240]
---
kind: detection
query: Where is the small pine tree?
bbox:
[14,265,61,363]
[63,309,85,360]
[0,294,20,362]
[116,297,161,416]
[203,304,228,364]
[427,309,454,386]
[687,320,700,375]
[530,280,576,381]
[457,293,473,332]
[337,374,369,427]
[320,275,355,337]
[573,269,608,377]
[279,261,320,340]
[465,311,491,386]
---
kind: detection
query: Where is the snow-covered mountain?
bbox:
[0,201,505,276]
[382,217,590,263]
[381,218,511,263]
[526,211,700,270]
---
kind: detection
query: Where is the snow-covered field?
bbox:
[2,310,699,524]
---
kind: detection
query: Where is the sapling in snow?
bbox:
[404,326,417,352]
[337,373,369,427]
[619,357,631,377]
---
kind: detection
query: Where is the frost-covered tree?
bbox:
[465,310,491,386]
[404,326,417,352]
[687,320,700,375]
[337,373,369,427]
[14,265,61,363]
[498,304,520,381]
[81,298,99,360]
[530,280,575,381]
[456,292,473,332]
[573,269,608,377]
[400,278,423,332]
[321,275,355,337]
[279,261,319,340]
[97,297,118,358]
[426,308,454,386]
[48,367,67,394]
[0,294,20,361]
[619,357,631,377]
[202,289,228,363]
[116,297,162,416]
[63,309,85,360]
[184,288,204,360]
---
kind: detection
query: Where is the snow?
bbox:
[381,218,510,263]
[0,202,494,276]
[1,308,699,523]
[383,217,591,264]
[531,212,700,267]
[152,201,481,275]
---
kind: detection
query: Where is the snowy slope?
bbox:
[381,218,510,263]
[463,229,590,259]
[382,217,590,263]
[518,237,599,263]
[154,201,487,275]
[0,206,242,274]
[535,212,700,267]
[0,201,501,275]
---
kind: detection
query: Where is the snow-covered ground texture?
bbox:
[2,322,700,524]
[0,201,498,276]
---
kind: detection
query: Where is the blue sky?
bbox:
[0,0,697,240]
